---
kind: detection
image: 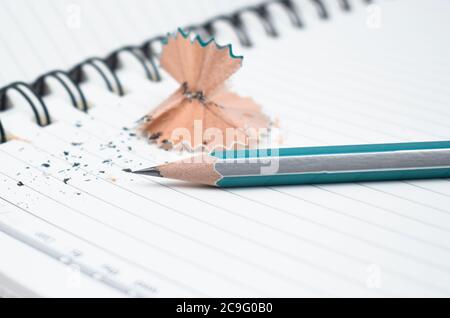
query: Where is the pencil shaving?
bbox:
[140,29,271,151]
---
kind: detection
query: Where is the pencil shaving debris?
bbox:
[140,29,271,151]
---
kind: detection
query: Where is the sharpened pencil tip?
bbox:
[129,167,162,177]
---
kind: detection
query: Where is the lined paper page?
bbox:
[1,0,450,297]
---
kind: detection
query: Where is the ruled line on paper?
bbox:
[0,168,279,296]
[0,195,206,297]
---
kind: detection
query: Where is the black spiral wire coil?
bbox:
[0,0,373,143]
[0,118,5,143]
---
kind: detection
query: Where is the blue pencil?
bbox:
[131,141,450,187]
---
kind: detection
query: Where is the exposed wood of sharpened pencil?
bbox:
[132,154,222,186]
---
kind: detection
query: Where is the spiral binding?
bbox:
[0,119,5,143]
[0,0,373,143]
[0,81,51,126]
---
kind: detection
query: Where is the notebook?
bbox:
[1,0,450,297]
